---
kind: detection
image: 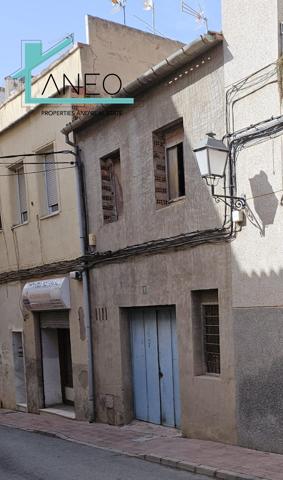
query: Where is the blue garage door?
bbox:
[130,307,181,428]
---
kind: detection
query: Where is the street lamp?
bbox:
[193,133,246,210]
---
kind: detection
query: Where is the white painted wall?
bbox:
[223,0,283,308]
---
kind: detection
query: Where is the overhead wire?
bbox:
[2,61,283,285]
[0,149,75,160]
[0,165,76,177]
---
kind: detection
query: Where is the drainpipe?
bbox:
[64,132,95,423]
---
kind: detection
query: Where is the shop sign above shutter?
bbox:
[22,277,70,311]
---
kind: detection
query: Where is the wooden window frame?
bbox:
[165,142,185,202]
[153,120,185,208]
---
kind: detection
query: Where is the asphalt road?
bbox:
[0,425,209,480]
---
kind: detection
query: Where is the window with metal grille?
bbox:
[202,304,220,375]
[100,150,123,224]
[153,120,185,208]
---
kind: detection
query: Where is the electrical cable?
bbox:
[0,165,76,177]
[0,161,75,165]
[245,188,283,201]
[0,227,231,286]
[0,149,75,160]
[2,63,282,285]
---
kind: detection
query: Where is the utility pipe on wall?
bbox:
[64,133,95,422]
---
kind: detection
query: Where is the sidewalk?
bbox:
[0,409,280,480]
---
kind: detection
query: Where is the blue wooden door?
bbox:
[130,307,180,428]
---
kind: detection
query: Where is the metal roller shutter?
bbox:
[40,311,69,329]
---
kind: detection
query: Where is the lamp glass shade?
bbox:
[208,148,228,177]
[195,148,209,177]
[194,136,229,179]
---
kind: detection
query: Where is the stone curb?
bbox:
[139,453,270,480]
[0,421,271,480]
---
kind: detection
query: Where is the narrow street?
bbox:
[0,426,208,480]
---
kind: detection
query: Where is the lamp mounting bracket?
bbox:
[211,186,246,210]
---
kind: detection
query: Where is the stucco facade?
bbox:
[73,40,239,442]
[0,17,182,419]
[68,0,283,452]
[223,0,283,453]
[2,2,283,454]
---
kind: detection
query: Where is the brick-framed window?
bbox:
[100,150,123,224]
[153,120,185,208]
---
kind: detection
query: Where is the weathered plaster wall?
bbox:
[0,106,81,272]
[77,44,237,442]
[79,44,226,252]
[233,306,283,453]
[0,18,192,421]
[223,0,283,452]
[0,16,183,134]
[0,278,89,420]
[91,247,236,443]
[86,15,183,87]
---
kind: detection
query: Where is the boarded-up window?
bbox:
[100,150,123,224]
[153,122,185,208]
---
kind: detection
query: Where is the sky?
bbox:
[0,0,221,86]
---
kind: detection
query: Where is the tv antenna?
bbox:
[110,0,127,25]
[133,15,163,36]
[143,0,156,35]
[181,1,208,33]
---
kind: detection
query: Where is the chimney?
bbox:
[0,87,5,104]
[4,76,25,99]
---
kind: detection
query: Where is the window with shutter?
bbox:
[8,161,28,225]
[44,152,59,213]
[17,165,28,223]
